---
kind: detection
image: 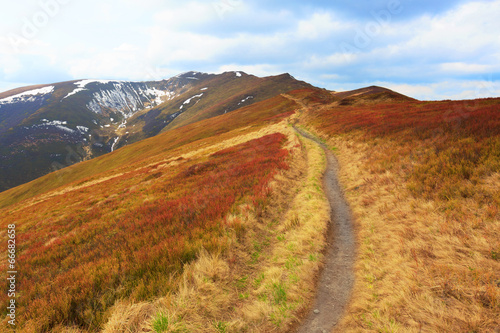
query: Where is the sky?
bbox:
[1,0,499,100]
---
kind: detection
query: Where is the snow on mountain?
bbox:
[85,82,145,117]
[30,119,76,134]
[76,126,89,133]
[180,93,204,109]
[237,95,254,106]
[110,137,120,152]
[62,80,116,100]
[60,80,183,119]
[141,87,175,105]
[0,86,55,105]
[84,82,174,118]
[62,87,86,100]
[183,93,204,105]
[77,79,115,87]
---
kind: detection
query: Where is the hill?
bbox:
[2,78,498,332]
[0,71,313,192]
[0,88,333,332]
[290,88,500,332]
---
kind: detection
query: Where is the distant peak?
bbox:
[175,71,206,78]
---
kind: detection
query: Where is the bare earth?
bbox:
[294,127,356,333]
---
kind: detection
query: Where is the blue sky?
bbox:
[1,0,499,100]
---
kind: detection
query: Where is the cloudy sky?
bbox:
[1,0,499,100]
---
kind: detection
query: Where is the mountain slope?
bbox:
[0,88,333,332]
[0,93,297,209]
[1,80,497,332]
[0,76,193,192]
[120,72,314,145]
[291,88,500,332]
[0,72,313,192]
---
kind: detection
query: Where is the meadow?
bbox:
[295,89,500,332]
[0,132,291,332]
[0,93,331,332]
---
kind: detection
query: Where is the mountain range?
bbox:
[0,71,315,191]
[1,71,498,332]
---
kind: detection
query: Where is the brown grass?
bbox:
[300,127,500,332]
[100,122,331,332]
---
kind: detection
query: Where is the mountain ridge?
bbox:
[0,73,415,193]
[0,71,313,192]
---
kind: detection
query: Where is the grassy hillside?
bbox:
[0,91,331,332]
[292,88,500,332]
[3,133,289,331]
[2,72,304,193]
[0,94,295,209]
[3,82,499,332]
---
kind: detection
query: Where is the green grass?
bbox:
[213,321,228,333]
[152,312,171,333]
[272,283,287,305]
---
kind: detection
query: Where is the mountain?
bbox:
[0,89,308,331]
[0,71,313,192]
[1,79,497,332]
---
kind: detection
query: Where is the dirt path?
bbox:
[293,126,356,333]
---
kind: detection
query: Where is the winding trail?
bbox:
[294,127,356,333]
[282,94,356,333]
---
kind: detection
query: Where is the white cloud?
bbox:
[379,80,500,100]
[377,1,500,61]
[297,12,349,40]
[1,0,500,100]
[153,2,219,30]
[440,62,496,74]
[0,55,23,78]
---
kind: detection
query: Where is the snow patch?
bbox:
[111,137,120,152]
[142,86,174,104]
[63,80,118,100]
[32,119,76,133]
[0,86,54,105]
[62,87,86,100]
[183,93,204,105]
[41,119,67,126]
[235,72,242,77]
[55,125,76,133]
[75,79,115,87]
[237,95,254,106]
[76,126,89,133]
[180,93,203,109]
[200,87,208,91]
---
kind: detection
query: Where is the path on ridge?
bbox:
[282,94,356,333]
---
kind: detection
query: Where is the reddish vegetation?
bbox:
[306,98,499,138]
[295,89,500,331]
[303,95,500,202]
[0,95,296,210]
[0,133,289,332]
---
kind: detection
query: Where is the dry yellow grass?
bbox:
[297,127,500,332]
[100,122,331,332]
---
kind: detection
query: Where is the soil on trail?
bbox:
[294,126,356,333]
